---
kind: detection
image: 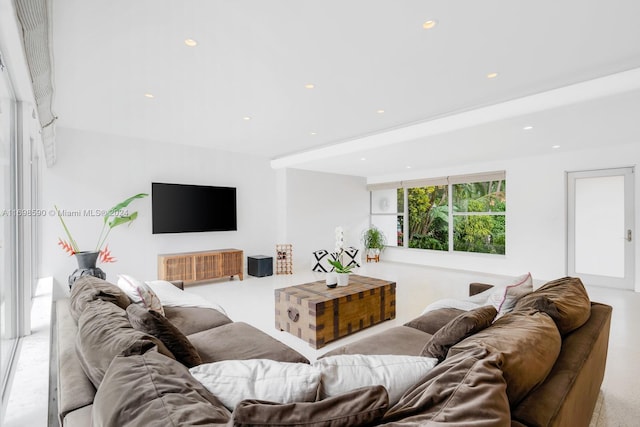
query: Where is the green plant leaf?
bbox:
[103,193,148,224]
[107,211,139,229]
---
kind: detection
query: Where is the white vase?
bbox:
[326,272,338,287]
[336,273,350,286]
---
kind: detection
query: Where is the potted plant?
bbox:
[328,258,354,286]
[56,193,148,286]
[361,226,387,262]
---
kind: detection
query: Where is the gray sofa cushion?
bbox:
[163,305,233,336]
[127,304,202,368]
[56,299,96,423]
[420,305,497,361]
[320,326,432,358]
[515,276,591,335]
[76,299,174,388]
[449,310,561,406]
[92,346,230,427]
[381,347,510,426]
[69,276,130,322]
[188,322,309,364]
[404,307,465,335]
[232,385,389,427]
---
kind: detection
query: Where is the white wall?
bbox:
[41,127,280,286]
[369,142,640,291]
[284,169,369,270]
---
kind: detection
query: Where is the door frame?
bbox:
[567,167,635,289]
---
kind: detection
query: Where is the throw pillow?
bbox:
[117,274,165,315]
[514,276,591,335]
[92,346,230,426]
[449,310,561,405]
[126,304,202,368]
[420,305,498,361]
[232,385,389,427]
[116,274,145,303]
[145,280,227,315]
[405,308,466,335]
[189,359,321,410]
[486,272,533,316]
[313,354,437,406]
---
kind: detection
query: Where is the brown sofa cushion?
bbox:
[188,322,309,364]
[381,347,510,426]
[420,305,497,361]
[92,345,230,427]
[163,306,233,336]
[127,304,202,368]
[449,310,561,406]
[404,307,465,335]
[321,326,432,358]
[515,276,591,335]
[232,385,389,427]
[76,299,174,388]
[70,276,130,322]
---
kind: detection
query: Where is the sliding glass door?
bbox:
[0,58,18,415]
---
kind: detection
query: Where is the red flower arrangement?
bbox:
[56,193,148,263]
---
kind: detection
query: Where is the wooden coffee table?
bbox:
[274,275,396,349]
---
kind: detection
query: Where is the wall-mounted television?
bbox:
[152,182,237,234]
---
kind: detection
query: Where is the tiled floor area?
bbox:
[3,261,640,426]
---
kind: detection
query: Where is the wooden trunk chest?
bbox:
[274,275,396,349]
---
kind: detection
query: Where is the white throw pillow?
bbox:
[189,359,320,410]
[117,274,164,316]
[486,272,533,316]
[313,354,437,405]
[145,280,227,315]
[420,298,482,315]
[116,274,145,303]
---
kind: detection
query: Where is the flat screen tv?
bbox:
[152,182,237,234]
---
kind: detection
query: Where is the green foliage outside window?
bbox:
[407,186,449,251]
[406,180,506,254]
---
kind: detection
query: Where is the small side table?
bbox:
[366,254,380,263]
[248,255,273,277]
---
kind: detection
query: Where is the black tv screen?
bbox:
[152,182,237,234]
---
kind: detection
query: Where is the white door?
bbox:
[567,167,635,289]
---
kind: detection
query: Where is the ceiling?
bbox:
[51,0,640,179]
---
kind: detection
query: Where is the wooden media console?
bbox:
[158,249,243,284]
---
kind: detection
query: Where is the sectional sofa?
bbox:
[54,275,611,426]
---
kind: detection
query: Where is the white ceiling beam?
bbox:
[270,67,640,169]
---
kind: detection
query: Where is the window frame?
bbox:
[368,171,506,255]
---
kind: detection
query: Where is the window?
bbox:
[0,58,18,410]
[368,171,506,255]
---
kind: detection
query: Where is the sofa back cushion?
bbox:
[70,276,130,322]
[449,310,561,406]
[92,344,230,427]
[404,308,465,335]
[515,276,591,335]
[382,347,510,426]
[76,299,174,388]
[420,305,497,361]
[232,386,389,427]
[126,304,202,368]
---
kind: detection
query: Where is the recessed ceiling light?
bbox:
[377,109,385,114]
[309,132,317,136]
[552,145,561,149]
[184,38,198,47]
[406,166,412,169]
[243,116,251,121]
[144,93,154,99]
[304,84,315,89]
[487,72,499,79]
[422,20,437,30]
[360,157,367,161]
[523,126,534,130]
